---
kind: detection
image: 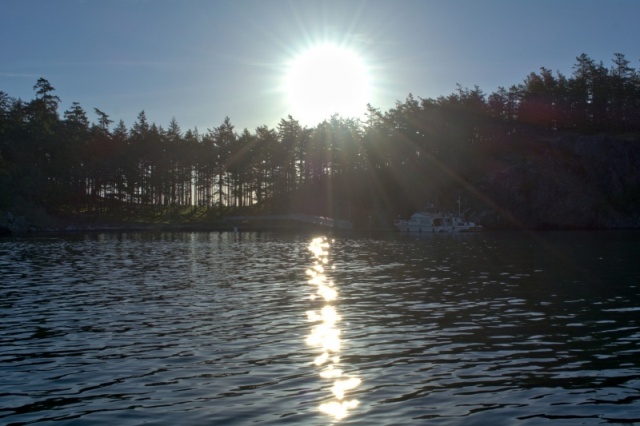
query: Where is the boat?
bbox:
[394,199,482,233]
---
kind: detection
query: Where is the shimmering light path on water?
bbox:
[1,231,639,424]
[306,237,361,420]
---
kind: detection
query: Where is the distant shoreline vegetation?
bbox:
[1,53,640,231]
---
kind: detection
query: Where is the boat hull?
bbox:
[394,211,482,233]
[394,224,481,233]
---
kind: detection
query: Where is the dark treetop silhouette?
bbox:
[1,54,639,230]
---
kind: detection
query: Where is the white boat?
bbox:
[394,199,482,233]
[394,211,482,233]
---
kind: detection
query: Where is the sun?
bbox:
[285,43,371,126]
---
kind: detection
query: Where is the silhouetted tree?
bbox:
[1,56,639,224]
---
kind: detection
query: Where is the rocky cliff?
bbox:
[472,133,640,229]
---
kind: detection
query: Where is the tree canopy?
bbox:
[1,53,639,226]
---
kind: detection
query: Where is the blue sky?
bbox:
[2,0,640,132]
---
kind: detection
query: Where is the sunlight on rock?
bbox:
[305,236,361,421]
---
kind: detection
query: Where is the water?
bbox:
[1,231,639,425]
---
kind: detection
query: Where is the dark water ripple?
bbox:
[1,231,639,425]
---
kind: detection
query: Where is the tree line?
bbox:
[1,53,639,226]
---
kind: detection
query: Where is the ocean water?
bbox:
[1,230,639,425]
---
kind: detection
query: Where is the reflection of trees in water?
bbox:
[306,237,361,420]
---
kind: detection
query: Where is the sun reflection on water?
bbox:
[306,237,361,420]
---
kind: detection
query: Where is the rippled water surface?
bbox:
[1,231,640,425]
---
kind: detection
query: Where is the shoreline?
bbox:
[2,210,639,238]
[3,221,399,237]
[4,223,640,238]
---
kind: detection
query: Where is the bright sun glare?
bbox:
[285,44,370,126]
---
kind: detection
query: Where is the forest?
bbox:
[1,53,639,230]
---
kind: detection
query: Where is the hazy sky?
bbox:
[2,0,640,132]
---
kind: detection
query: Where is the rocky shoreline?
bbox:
[2,210,639,238]
[0,212,366,236]
[0,211,39,236]
[0,213,233,236]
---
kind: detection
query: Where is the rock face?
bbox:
[0,211,37,235]
[473,134,640,229]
